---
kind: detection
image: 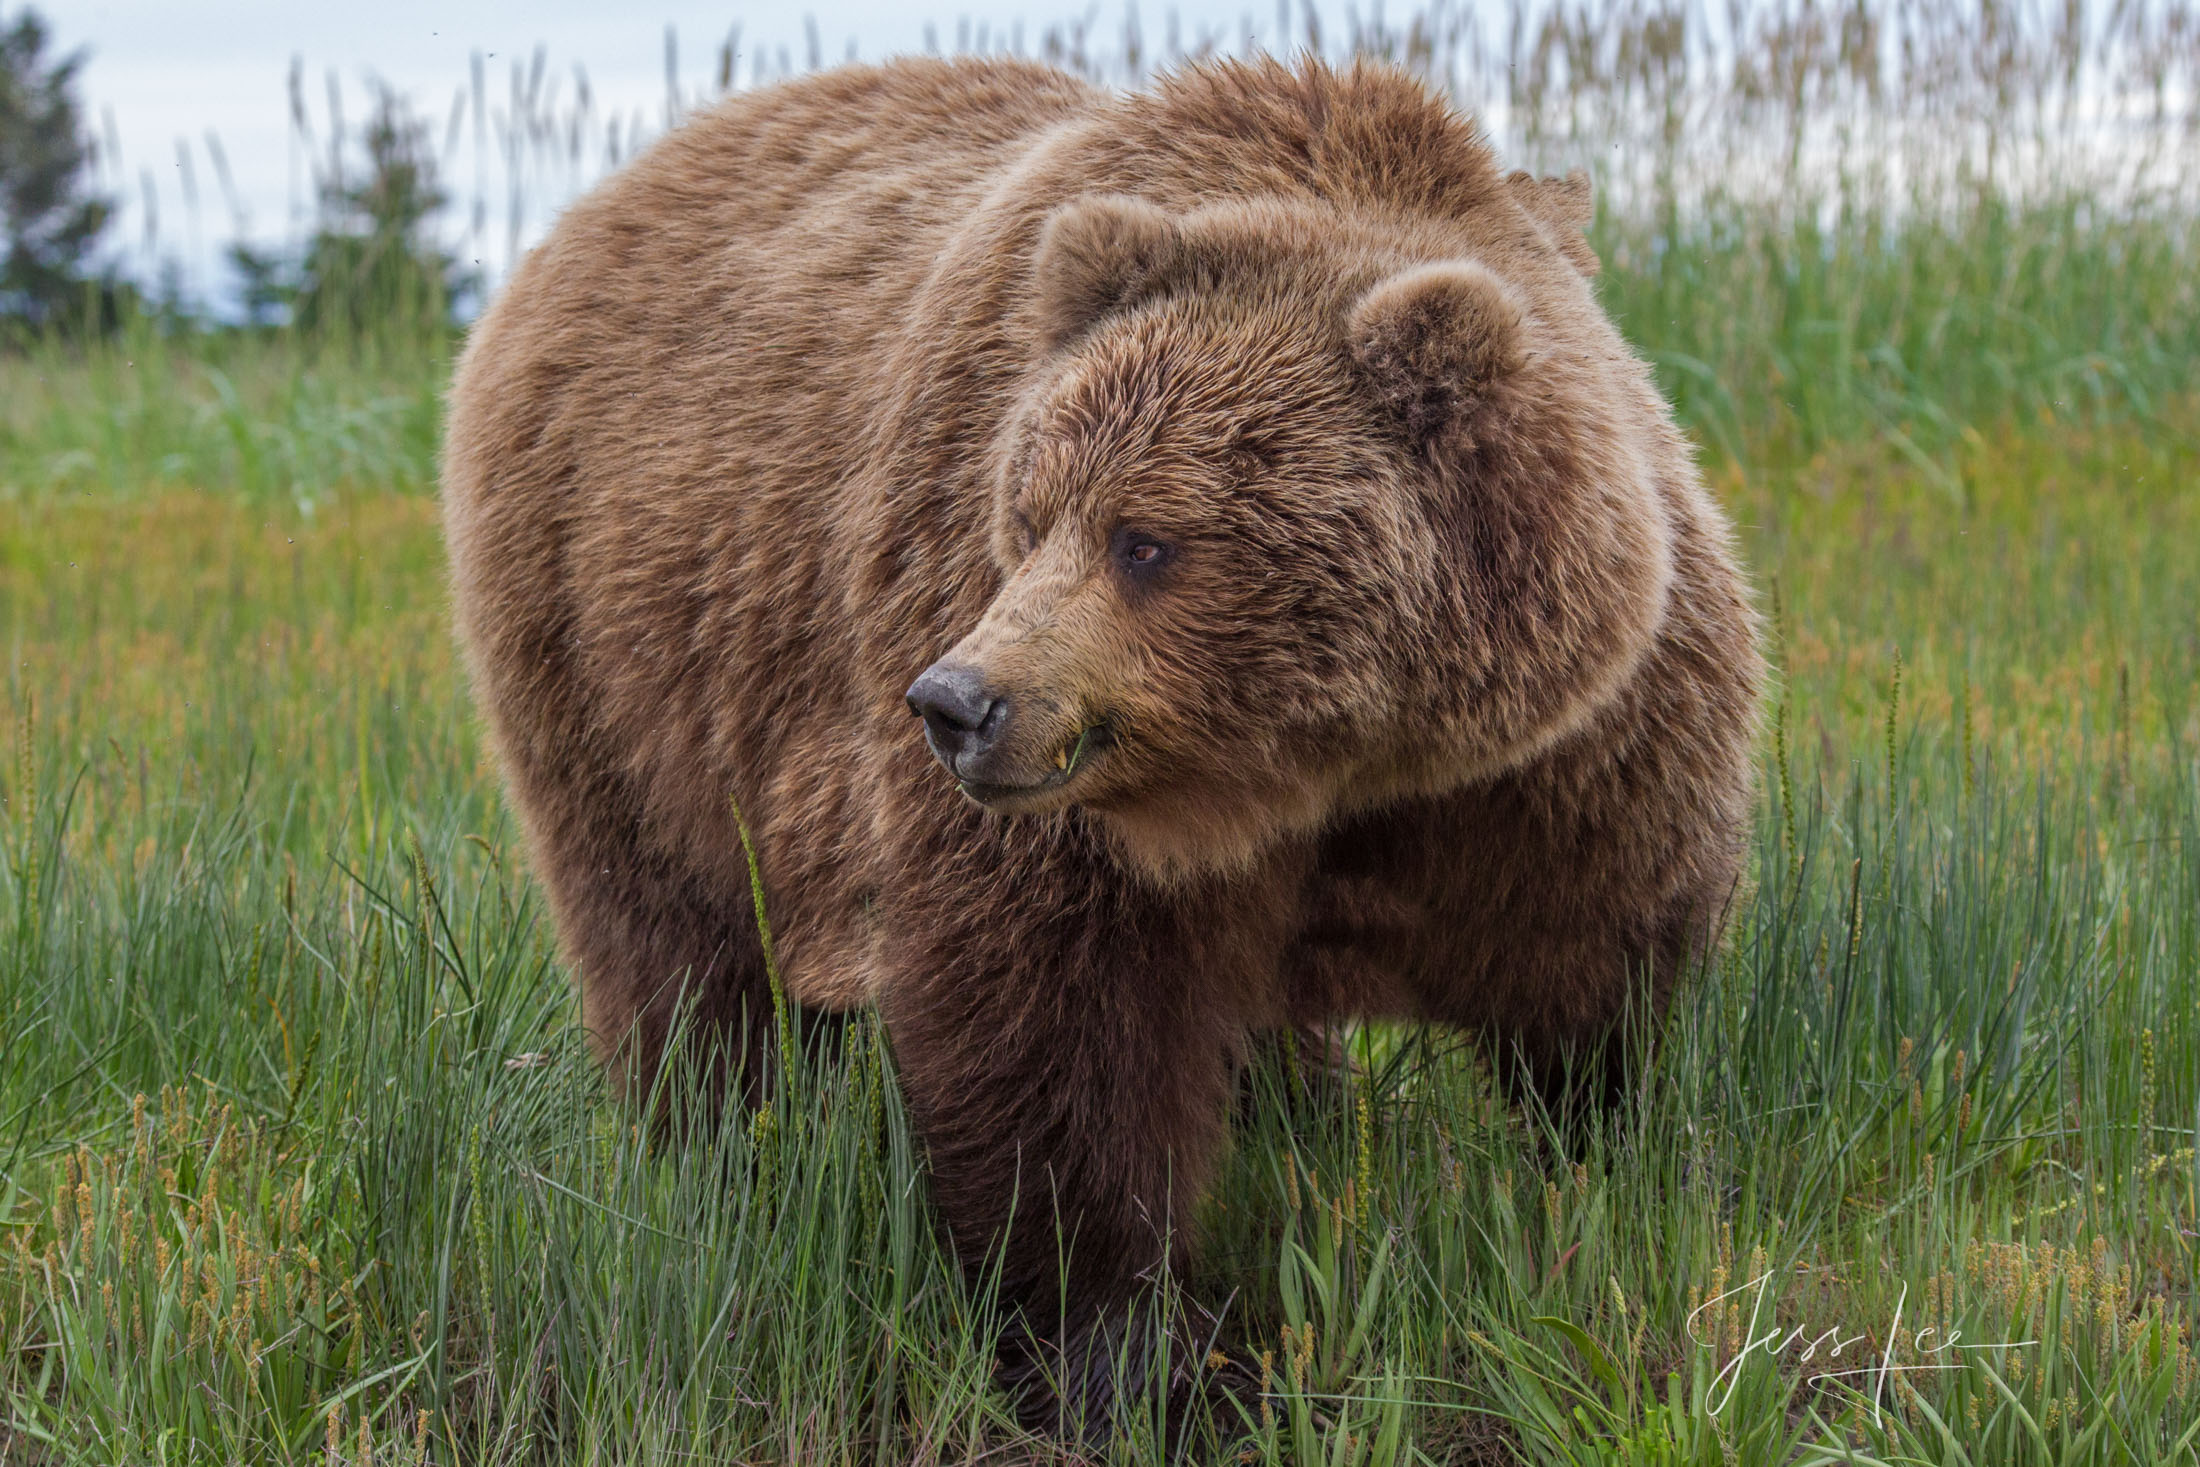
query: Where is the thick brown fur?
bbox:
[442,54,1761,1439]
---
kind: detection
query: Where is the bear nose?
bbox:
[905,662,1008,770]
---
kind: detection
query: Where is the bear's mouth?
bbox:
[957,721,1115,805]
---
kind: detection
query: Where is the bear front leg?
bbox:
[876,840,1280,1443]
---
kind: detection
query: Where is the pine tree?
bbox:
[0,6,110,324]
[283,82,467,334]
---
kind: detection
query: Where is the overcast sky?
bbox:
[47,0,1293,310]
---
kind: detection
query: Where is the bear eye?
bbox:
[1112,528,1172,576]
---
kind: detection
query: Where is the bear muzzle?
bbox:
[905,660,1112,805]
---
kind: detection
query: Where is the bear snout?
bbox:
[906,661,1111,802]
[906,661,1011,776]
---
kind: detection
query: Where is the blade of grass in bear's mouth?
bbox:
[1064,722,1117,777]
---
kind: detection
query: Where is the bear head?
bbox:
[906,181,1677,880]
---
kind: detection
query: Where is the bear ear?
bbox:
[1347,262,1530,447]
[1506,169,1599,277]
[1031,195,1184,351]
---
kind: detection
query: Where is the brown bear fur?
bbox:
[441,54,1761,1435]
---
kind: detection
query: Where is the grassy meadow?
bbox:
[2,0,2198,1461]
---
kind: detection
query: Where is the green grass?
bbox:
[1596,193,2200,472]
[0,318,447,509]
[1,6,2197,1458]
[1,402,2192,1463]
[6,185,2195,510]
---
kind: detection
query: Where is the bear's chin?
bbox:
[1094,782,1335,886]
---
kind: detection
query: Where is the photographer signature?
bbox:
[1687,1270,2037,1421]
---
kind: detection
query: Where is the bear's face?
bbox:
[905,189,1675,879]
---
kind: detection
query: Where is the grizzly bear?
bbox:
[441,54,1760,1439]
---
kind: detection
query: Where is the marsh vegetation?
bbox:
[1,0,2196,1460]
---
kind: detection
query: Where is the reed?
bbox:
[3,0,2196,504]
